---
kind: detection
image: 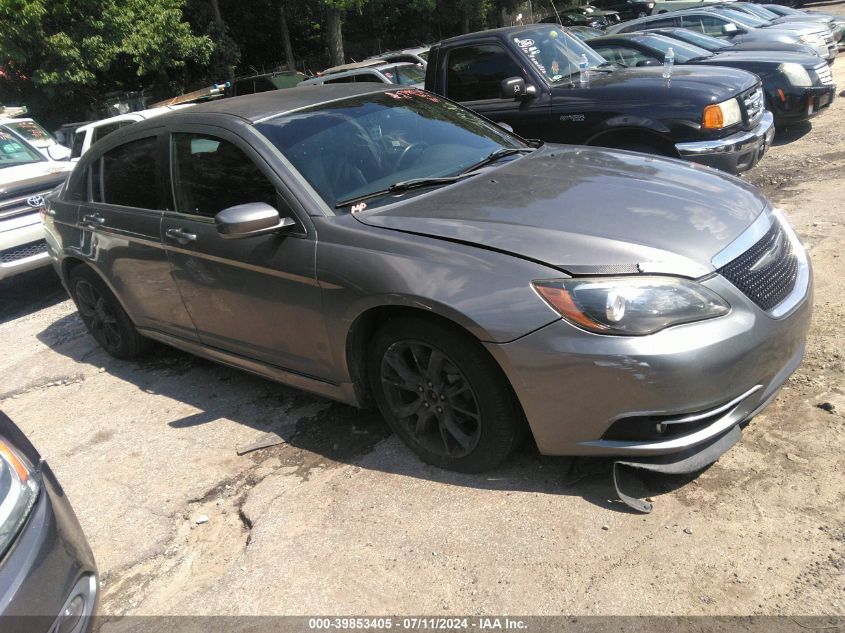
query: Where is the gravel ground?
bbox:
[1,12,844,618]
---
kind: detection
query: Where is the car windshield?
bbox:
[0,131,44,168]
[638,34,713,61]
[510,25,608,82]
[3,119,55,146]
[714,9,767,28]
[268,73,305,89]
[381,64,426,85]
[256,90,525,211]
[660,29,731,50]
[737,3,779,20]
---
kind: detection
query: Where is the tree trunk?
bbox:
[326,7,344,66]
[209,0,224,27]
[461,10,470,34]
[280,5,296,71]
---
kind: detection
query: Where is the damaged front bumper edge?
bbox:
[613,424,741,513]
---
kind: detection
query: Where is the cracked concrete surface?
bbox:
[1,38,844,617]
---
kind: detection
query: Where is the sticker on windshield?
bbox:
[351,202,367,214]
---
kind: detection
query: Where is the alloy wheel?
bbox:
[75,279,123,351]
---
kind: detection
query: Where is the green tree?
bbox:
[0,0,212,125]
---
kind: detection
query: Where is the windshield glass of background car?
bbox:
[667,29,731,50]
[511,26,607,82]
[4,120,54,145]
[718,9,766,27]
[639,35,712,61]
[255,91,524,211]
[0,131,43,167]
[390,65,426,85]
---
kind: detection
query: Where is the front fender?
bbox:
[583,115,673,143]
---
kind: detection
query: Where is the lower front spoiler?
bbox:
[613,424,741,514]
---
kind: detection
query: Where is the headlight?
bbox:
[779,62,813,87]
[0,438,40,557]
[702,97,742,129]
[532,276,730,335]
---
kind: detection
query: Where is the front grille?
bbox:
[741,86,764,125]
[717,221,798,312]
[0,189,51,222]
[814,63,834,86]
[0,240,47,264]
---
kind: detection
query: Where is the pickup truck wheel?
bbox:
[70,266,148,360]
[368,317,525,473]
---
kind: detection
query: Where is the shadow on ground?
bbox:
[0,267,67,324]
[36,309,710,514]
[773,121,813,147]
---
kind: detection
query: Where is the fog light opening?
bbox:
[55,594,85,633]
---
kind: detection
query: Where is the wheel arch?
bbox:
[585,125,680,157]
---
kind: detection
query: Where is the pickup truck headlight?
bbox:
[701,97,742,130]
[0,437,40,558]
[532,277,730,335]
[779,63,813,87]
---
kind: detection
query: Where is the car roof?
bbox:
[437,25,549,46]
[322,59,386,74]
[0,117,35,125]
[163,84,394,123]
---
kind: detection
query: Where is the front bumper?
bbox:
[771,84,837,125]
[0,220,50,281]
[486,214,812,458]
[675,110,775,174]
[0,415,98,632]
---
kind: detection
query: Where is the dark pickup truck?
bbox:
[424,24,775,174]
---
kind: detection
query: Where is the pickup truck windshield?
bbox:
[510,26,608,83]
[637,34,713,62]
[256,89,525,211]
[0,131,44,168]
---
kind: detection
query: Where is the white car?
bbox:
[652,0,734,14]
[70,104,193,161]
[0,132,72,280]
[300,60,426,87]
[0,117,72,161]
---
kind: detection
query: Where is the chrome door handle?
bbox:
[82,213,105,227]
[165,227,197,245]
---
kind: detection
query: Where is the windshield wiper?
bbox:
[335,175,472,209]
[458,147,534,175]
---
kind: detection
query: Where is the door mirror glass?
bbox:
[636,59,660,67]
[499,76,527,100]
[215,202,294,239]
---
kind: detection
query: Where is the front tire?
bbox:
[367,317,525,473]
[69,266,148,359]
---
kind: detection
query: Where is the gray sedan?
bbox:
[44,85,810,484]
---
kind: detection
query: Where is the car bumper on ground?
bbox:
[0,413,98,633]
[486,211,812,459]
[772,84,837,125]
[675,110,775,174]
[0,221,50,282]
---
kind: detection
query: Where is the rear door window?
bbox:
[99,137,158,209]
[446,44,524,101]
[681,15,728,37]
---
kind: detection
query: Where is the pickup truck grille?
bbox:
[0,240,47,264]
[0,190,50,222]
[741,86,764,125]
[717,222,798,312]
[814,63,834,86]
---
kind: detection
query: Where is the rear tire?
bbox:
[69,266,148,360]
[367,317,526,473]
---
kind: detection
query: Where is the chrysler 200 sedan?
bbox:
[44,85,810,484]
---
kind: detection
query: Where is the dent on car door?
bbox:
[160,128,331,379]
[80,134,198,338]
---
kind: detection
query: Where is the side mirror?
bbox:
[636,59,660,67]
[46,144,71,161]
[722,23,739,34]
[215,202,295,239]
[500,76,530,100]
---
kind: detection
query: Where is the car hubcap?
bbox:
[75,280,122,350]
[380,341,481,458]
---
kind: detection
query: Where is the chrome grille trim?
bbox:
[742,86,764,125]
[0,189,52,221]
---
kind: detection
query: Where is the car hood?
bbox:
[705,50,821,68]
[552,65,758,103]
[760,22,825,35]
[0,161,72,191]
[354,145,767,277]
